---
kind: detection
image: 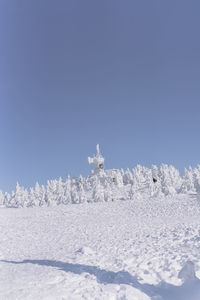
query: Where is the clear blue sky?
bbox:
[1,0,200,192]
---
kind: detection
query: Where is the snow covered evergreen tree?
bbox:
[192,165,200,193]
[10,183,28,207]
[180,167,196,194]
[92,182,104,202]
[160,164,182,196]
[71,179,80,204]
[63,175,72,204]
[4,192,11,207]
[0,190,4,206]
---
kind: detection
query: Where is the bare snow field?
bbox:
[1,195,200,300]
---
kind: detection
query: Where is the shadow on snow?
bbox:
[1,259,200,300]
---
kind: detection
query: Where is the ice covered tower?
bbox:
[88,144,105,174]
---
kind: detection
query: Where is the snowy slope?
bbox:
[1,195,200,300]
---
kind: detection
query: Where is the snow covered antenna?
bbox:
[88,144,105,174]
[96,144,100,156]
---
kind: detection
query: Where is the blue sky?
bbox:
[1,0,200,192]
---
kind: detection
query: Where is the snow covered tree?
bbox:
[192,166,200,193]
[27,187,35,207]
[180,167,196,194]
[0,190,4,206]
[123,168,133,185]
[104,180,113,201]
[33,182,46,206]
[71,183,79,204]
[92,183,104,202]
[114,170,124,187]
[56,177,65,205]
[132,165,151,194]
[45,180,58,206]
[11,182,27,207]
[63,175,72,204]
[4,192,11,207]
[150,165,162,197]
[160,164,182,196]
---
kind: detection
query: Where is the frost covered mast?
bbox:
[88,145,125,201]
[88,145,123,186]
[88,144,105,175]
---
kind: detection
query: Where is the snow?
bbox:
[2,145,200,208]
[2,144,200,209]
[1,195,200,300]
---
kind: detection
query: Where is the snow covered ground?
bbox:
[1,195,200,300]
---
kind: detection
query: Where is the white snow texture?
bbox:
[1,145,200,299]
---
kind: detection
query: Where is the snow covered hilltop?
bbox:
[1,192,200,299]
[1,146,200,299]
[1,144,200,208]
